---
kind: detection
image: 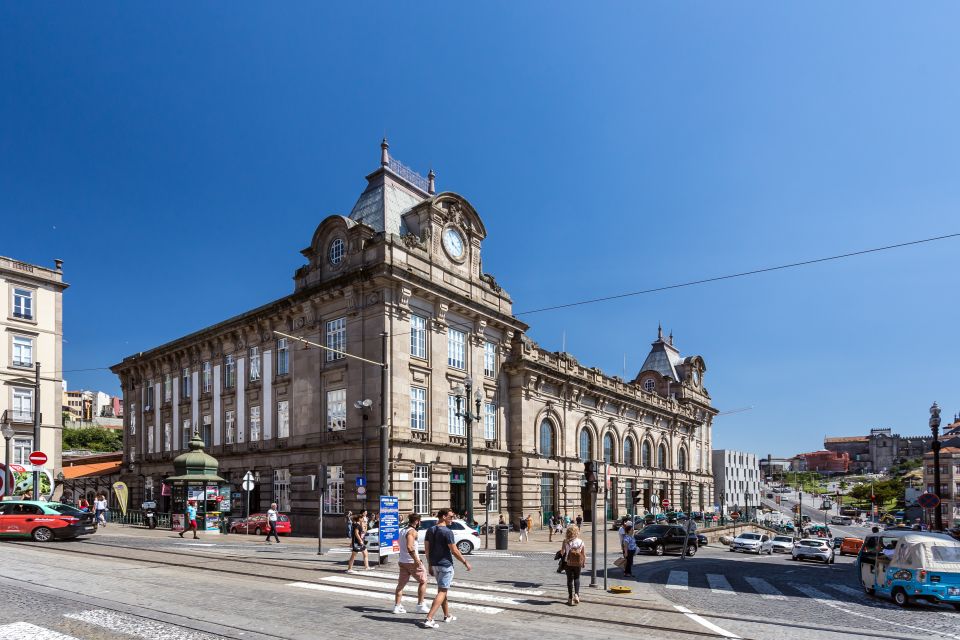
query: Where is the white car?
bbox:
[729,532,774,555]
[791,538,835,564]
[364,517,480,555]
[770,535,795,553]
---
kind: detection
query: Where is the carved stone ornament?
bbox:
[401,233,426,250]
[434,302,449,326]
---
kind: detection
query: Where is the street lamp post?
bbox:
[354,399,372,509]
[454,380,483,527]
[2,417,15,498]
[930,402,943,531]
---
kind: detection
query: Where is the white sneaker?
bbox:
[443,615,457,623]
[415,603,430,614]
[347,569,358,574]
[393,605,407,614]
[422,620,439,629]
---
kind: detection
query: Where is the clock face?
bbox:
[443,228,465,259]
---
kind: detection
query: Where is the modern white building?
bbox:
[712,449,762,519]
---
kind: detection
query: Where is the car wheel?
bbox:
[254,527,261,536]
[685,545,697,557]
[791,555,798,561]
[653,544,665,556]
[456,540,474,555]
[32,527,54,542]
[862,582,875,596]
[892,588,911,608]
[829,556,835,564]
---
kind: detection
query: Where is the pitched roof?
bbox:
[638,326,683,380]
[349,154,429,235]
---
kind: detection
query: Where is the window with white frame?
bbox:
[274,469,291,512]
[276,338,289,375]
[163,423,171,451]
[410,315,427,359]
[181,368,191,399]
[12,335,33,367]
[12,387,33,422]
[202,361,212,393]
[410,387,427,431]
[225,410,236,444]
[447,328,465,369]
[643,378,655,393]
[277,400,289,438]
[327,389,346,431]
[483,341,496,377]
[249,347,261,381]
[483,402,496,440]
[324,465,344,513]
[12,287,33,320]
[182,419,191,448]
[13,437,32,465]
[163,374,172,403]
[329,238,345,265]
[202,414,212,448]
[487,469,499,513]
[326,318,346,361]
[224,355,236,388]
[413,464,430,515]
[447,395,465,436]
[144,381,154,410]
[250,405,261,440]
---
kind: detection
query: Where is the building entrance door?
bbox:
[450,469,467,516]
[540,473,556,525]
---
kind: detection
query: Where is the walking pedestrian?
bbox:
[345,511,353,539]
[421,508,472,628]
[347,514,370,573]
[621,521,636,577]
[94,493,109,528]
[265,502,280,543]
[548,515,555,542]
[518,514,528,542]
[179,500,199,539]
[560,525,586,606]
[527,514,533,533]
[393,513,430,615]
[575,514,583,528]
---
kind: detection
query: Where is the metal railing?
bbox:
[387,158,430,193]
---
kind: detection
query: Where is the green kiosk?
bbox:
[167,432,229,534]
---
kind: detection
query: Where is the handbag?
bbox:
[555,549,567,573]
[613,556,626,569]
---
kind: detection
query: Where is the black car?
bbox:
[634,524,698,556]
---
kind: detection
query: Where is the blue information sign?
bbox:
[356,477,366,487]
[378,495,400,557]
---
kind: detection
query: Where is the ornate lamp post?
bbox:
[930,402,943,531]
[454,380,483,527]
[2,418,15,498]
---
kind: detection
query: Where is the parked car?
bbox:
[857,530,960,609]
[365,517,480,555]
[634,524,698,557]
[832,536,845,549]
[840,537,864,556]
[0,501,96,542]
[229,513,292,536]
[830,516,853,526]
[770,535,795,553]
[696,534,708,546]
[792,538,835,564]
[729,532,774,555]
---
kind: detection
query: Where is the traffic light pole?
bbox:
[585,460,598,588]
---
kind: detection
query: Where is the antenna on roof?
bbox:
[562,330,566,353]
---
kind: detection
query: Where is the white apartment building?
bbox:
[712,449,762,518]
[0,256,68,491]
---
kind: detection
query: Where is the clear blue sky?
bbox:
[2,4,957,457]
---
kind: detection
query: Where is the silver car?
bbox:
[771,535,795,553]
[791,538,835,564]
[729,532,774,555]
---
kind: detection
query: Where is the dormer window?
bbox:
[643,378,656,393]
[329,238,345,265]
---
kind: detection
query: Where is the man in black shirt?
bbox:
[422,507,471,628]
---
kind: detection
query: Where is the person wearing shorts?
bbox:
[347,514,369,573]
[393,513,429,614]
[179,500,199,539]
[422,508,471,629]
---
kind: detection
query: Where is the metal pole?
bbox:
[380,332,389,500]
[602,461,608,590]
[33,362,41,499]
[317,465,325,555]
[3,434,12,499]
[589,476,597,588]
[361,414,367,510]
[485,482,490,550]
[246,488,251,521]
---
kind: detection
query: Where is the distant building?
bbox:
[64,389,124,423]
[823,428,931,474]
[65,390,94,421]
[794,450,850,474]
[712,450,761,518]
[924,446,960,529]
[759,455,792,479]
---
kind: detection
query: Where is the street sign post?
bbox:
[357,486,367,497]
[356,477,366,487]
[242,471,255,520]
[918,492,941,510]
[28,451,47,466]
[378,495,400,564]
[661,498,670,509]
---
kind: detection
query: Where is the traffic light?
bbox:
[632,490,643,504]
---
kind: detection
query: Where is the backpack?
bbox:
[519,518,527,530]
[566,543,585,568]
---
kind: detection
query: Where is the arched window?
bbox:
[678,447,687,472]
[603,432,614,464]
[539,420,554,457]
[579,429,593,462]
[641,440,652,467]
[623,438,635,466]
[657,443,668,469]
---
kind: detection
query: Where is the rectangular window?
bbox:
[414,464,430,515]
[483,402,496,440]
[163,374,172,403]
[12,387,33,422]
[202,414,212,449]
[410,315,427,359]
[448,395,465,436]
[147,426,154,453]
[326,317,346,361]
[487,469,499,513]
[249,347,261,381]
[144,380,153,410]
[12,335,33,367]
[12,287,33,320]
[182,368,191,399]
[163,423,171,452]
[129,406,136,435]
[13,437,33,465]
[250,405,261,440]
[447,328,465,369]
[277,400,289,438]
[410,387,427,432]
[483,341,497,377]
[224,356,236,388]
[324,465,344,513]
[276,338,289,376]
[327,389,346,431]
[182,419,191,448]
[202,361,212,393]
[225,410,236,444]
[274,469,291,512]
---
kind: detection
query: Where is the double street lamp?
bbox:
[930,402,943,532]
[453,380,483,527]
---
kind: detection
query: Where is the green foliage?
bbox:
[62,427,122,452]
[888,458,922,477]
[847,477,906,509]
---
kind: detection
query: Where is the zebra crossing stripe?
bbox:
[360,569,545,595]
[743,577,785,600]
[665,570,688,590]
[64,610,221,640]
[323,575,526,605]
[288,582,504,614]
[825,583,870,599]
[706,573,735,595]
[0,622,79,640]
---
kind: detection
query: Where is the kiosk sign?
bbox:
[378,495,400,556]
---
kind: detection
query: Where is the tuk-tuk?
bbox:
[857,530,960,609]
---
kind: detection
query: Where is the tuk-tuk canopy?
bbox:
[888,532,960,571]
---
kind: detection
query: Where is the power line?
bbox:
[516,232,960,316]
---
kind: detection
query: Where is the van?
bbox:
[830,515,853,526]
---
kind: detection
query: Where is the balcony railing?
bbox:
[12,311,33,321]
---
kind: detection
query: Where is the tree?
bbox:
[62,427,122,453]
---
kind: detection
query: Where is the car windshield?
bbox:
[799,540,826,548]
[47,503,84,515]
[739,534,761,540]
[279,515,290,522]
[774,536,793,543]
[639,525,669,537]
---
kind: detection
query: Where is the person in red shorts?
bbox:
[179,500,199,539]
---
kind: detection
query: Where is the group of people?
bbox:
[75,494,110,527]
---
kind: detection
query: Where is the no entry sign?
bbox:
[661,498,670,508]
[28,451,47,466]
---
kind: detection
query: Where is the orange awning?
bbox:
[62,461,122,479]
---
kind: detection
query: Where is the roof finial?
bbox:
[380,137,390,167]
[668,330,674,346]
[427,168,436,194]
[657,323,663,340]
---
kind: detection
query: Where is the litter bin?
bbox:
[496,525,509,551]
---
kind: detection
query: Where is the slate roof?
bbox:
[349,161,428,235]
[638,327,683,380]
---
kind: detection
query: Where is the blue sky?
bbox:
[2,4,957,457]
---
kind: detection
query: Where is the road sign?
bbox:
[378,496,400,557]
[357,486,367,497]
[730,511,741,520]
[242,470,255,492]
[356,477,366,487]
[661,498,670,509]
[28,451,47,466]
[918,492,941,510]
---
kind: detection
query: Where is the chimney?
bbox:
[54,259,63,272]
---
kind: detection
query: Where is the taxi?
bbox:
[0,500,96,542]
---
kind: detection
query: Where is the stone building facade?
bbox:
[111,142,717,532]
[824,428,932,474]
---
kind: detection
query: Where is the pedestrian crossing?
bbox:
[0,609,220,640]
[661,570,862,603]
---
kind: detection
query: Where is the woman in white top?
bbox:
[560,525,586,606]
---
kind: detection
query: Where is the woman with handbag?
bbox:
[621,521,636,577]
[559,525,586,606]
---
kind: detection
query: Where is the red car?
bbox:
[229,513,292,536]
[0,501,96,541]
